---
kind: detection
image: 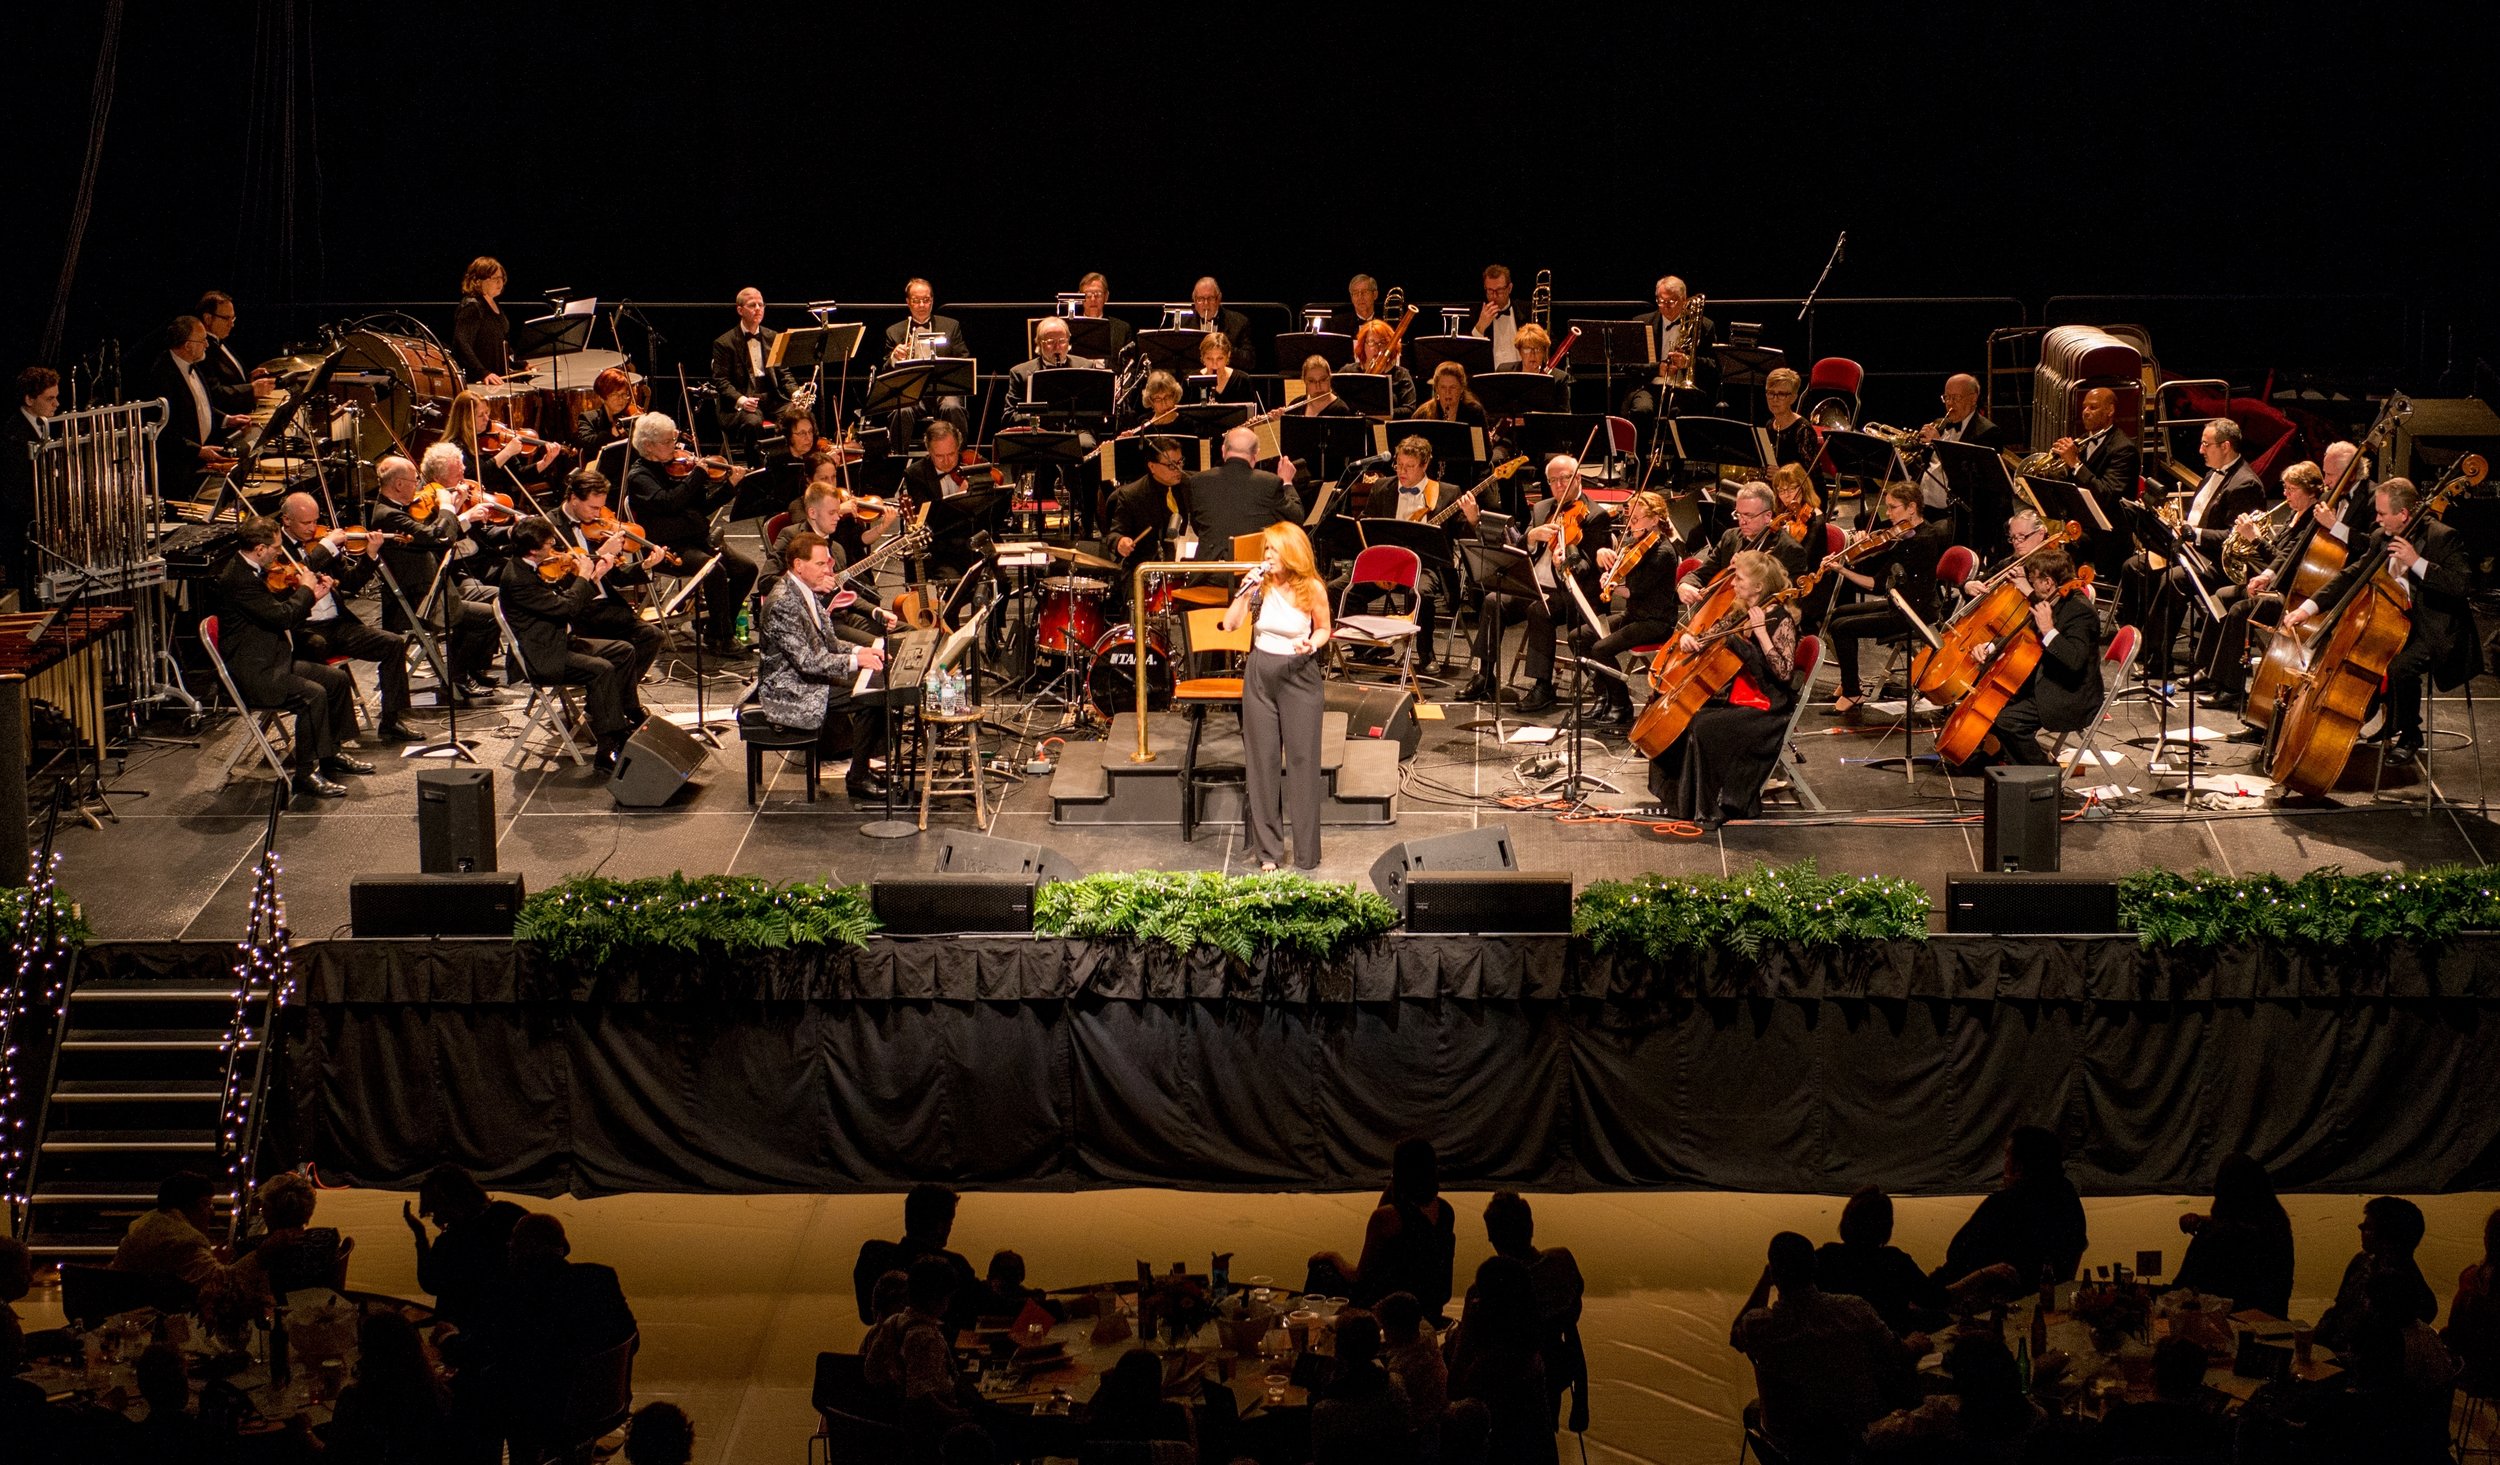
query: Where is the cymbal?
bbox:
[1039,543,1119,571]
[256,353,327,381]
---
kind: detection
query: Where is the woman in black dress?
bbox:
[1646,549,1799,829]
[1762,366,1824,481]
[450,256,511,384]
[1415,361,1488,427]
[571,366,641,460]
[1770,463,1835,628]
[1195,331,1262,406]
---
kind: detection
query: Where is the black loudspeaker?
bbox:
[416,768,496,873]
[609,717,709,808]
[932,832,1083,883]
[1983,764,2062,872]
[1404,871,1574,933]
[1368,825,1519,908]
[1323,681,1421,760]
[350,872,528,937]
[1945,873,2122,934]
[872,874,1038,934]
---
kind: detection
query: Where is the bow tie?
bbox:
[742,333,761,343]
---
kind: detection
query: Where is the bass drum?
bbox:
[1087,624,1172,716]
[331,330,462,460]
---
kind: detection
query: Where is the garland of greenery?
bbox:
[2117,866,2500,948]
[1032,870,1398,964]
[1576,861,1931,961]
[514,874,878,965]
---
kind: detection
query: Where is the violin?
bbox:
[582,511,678,568]
[841,493,896,522]
[312,524,416,553]
[264,559,304,594]
[479,423,570,459]
[536,550,595,585]
[1780,504,1816,544]
[665,450,738,480]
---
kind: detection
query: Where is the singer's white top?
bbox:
[1253,585,1315,657]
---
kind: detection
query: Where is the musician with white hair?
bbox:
[1461,454,1614,714]
[624,410,758,655]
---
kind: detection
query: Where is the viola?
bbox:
[536,550,597,585]
[313,524,415,553]
[583,511,677,569]
[479,423,570,458]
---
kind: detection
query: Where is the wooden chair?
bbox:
[1174,605,1252,843]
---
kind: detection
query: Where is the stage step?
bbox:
[1048,711,1397,827]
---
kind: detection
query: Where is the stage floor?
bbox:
[51,616,2500,942]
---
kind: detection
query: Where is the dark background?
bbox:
[7,3,2494,418]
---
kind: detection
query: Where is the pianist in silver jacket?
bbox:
[758,529,891,801]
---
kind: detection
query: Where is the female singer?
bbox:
[1295,355,1353,415]
[1646,549,1798,829]
[1195,332,1261,405]
[1222,521,1333,872]
[1349,320,1417,417]
[1415,362,1488,426]
[451,257,512,384]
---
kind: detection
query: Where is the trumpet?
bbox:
[1532,269,1552,332]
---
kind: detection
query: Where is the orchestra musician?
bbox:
[1915,373,2012,545]
[366,454,505,702]
[1624,275,1715,424]
[571,366,642,469]
[774,479,900,605]
[1107,435,1190,580]
[1291,356,1353,417]
[408,438,517,586]
[1681,479,1818,605]
[193,291,275,414]
[1181,426,1302,558]
[4,367,60,597]
[1184,278,1254,370]
[710,287,803,452]
[743,405,824,522]
[1193,332,1261,406]
[498,515,645,774]
[1959,509,2056,597]
[450,257,512,384]
[1074,273,1131,356]
[1461,456,1609,713]
[1475,264,1521,369]
[1762,369,1824,480]
[2187,459,2331,712]
[1769,464,1833,625]
[275,492,417,743]
[1349,434,1466,670]
[552,468,666,682]
[1414,363,1488,427]
[623,412,758,655]
[1574,490,1680,729]
[1959,547,2103,766]
[1133,369,1185,432]
[1009,317,1108,524]
[1346,274,1382,331]
[1223,522,1332,872]
[2278,476,2480,768]
[758,530,894,803]
[147,316,254,492]
[1644,549,1800,829]
[1513,324,1572,387]
[445,388,565,500]
[902,421,980,503]
[1349,321,1417,418]
[2054,386,2140,579]
[217,517,373,798]
[880,277,971,445]
[1816,483,1949,718]
[2116,416,2264,682]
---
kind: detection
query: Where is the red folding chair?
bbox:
[1330,544,1425,688]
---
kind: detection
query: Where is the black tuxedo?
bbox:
[624,454,758,651]
[2304,515,2481,746]
[2067,427,2141,578]
[1183,309,1255,370]
[146,350,221,497]
[197,336,261,416]
[1625,308,1719,411]
[1991,587,2104,764]
[882,314,971,362]
[496,557,641,737]
[368,495,499,683]
[709,325,802,434]
[213,554,352,771]
[1179,458,1301,555]
[2,407,44,593]
[879,314,972,452]
[1474,497,1614,688]
[2121,455,2265,677]
[281,530,412,721]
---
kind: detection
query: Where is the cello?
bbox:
[2242,395,2413,731]
[2261,455,2484,794]
[1628,567,1825,758]
[1932,566,2095,765]
[1911,520,2084,707]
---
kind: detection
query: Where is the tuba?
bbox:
[1809,397,1855,431]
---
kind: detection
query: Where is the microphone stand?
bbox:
[1796,231,1846,366]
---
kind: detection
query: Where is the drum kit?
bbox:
[1022,545,1176,723]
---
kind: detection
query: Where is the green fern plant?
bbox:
[2118,866,2500,948]
[1575,861,1930,961]
[515,873,878,964]
[1034,870,1398,963]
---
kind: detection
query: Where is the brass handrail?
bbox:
[1128,558,1260,763]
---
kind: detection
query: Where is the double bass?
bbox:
[2260,454,2484,795]
[1627,567,1825,758]
[1910,520,2084,707]
[2242,395,2412,732]
[1932,567,2095,765]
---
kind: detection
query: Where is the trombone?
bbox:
[1532,270,1552,332]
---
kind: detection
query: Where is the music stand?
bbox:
[1168,402,1250,437]
[1668,417,1775,479]
[2018,474,2114,536]
[1131,329,1209,380]
[993,427,1092,533]
[1453,541,1542,738]
[1060,317,1122,360]
[1471,372,1566,422]
[1932,439,2021,551]
[512,311,599,399]
[1412,335,1494,379]
[1711,345,1787,422]
[1812,430,1911,489]
[1860,588,1948,786]
[1566,319,1655,411]
[922,487,1011,567]
[864,359,976,419]
[658,553,731,746]
[1274,331,1354,371]
[1381,419,1484,474]
[1019,366,1116,421]
[1545,655,1626,801]
[1277,415,1370,483]
[1329,372,1394,418]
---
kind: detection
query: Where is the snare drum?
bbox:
[1034,575,1108,659]
[1087,624,1173,715]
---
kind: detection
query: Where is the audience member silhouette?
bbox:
[1306,1139,1459,1321]
[2171,1151,2295,1318]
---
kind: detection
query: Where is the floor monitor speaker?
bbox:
[610,718,709,808]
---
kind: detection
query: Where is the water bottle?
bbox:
[733,601,752,648]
